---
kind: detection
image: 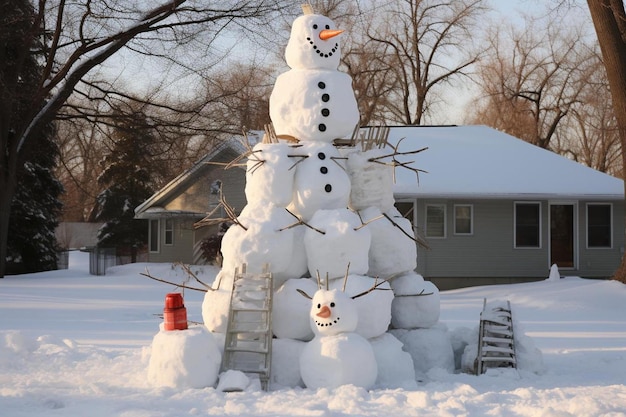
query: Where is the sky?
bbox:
[96,0,597,125]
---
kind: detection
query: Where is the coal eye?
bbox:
[325,25,330,29]
[313,24,318,29]
[330,302,335,307]
[317,303,321,308]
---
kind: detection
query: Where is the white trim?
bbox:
[164,218,174,246]
[586,202,613,249]
[514,201,542,249]
[425,203,447,238]
[453,204,473,235]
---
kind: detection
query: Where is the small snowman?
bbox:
[298,286,378,389]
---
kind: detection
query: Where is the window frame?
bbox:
[164,218,174,246]
[149,219,160,253]
[586,203,613,249]
[514,202,542,249]
[425,203,447,238]
[454,204,473,235]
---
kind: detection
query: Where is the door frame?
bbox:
[548,201,578,270]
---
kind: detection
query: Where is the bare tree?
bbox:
[587,0,626,283]
[349,0,489,125]
[201,61,275,132]
[0,0,289,277]
[554,57,621,176]
[469,11,597,150]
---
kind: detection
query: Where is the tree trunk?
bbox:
[0,176,17,278]
[587,0,626,284]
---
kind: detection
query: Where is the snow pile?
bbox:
[1,254,626,416]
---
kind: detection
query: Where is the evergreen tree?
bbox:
[2,0,63,274]
[93,109,161,261]
[7,131,63,274]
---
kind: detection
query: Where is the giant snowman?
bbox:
[201,6,446,389]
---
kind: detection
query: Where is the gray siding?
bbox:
[578,200,624,277]
[163,149,248,215]
[415,198,623,287]
[148,219,196,264]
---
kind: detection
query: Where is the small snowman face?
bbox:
[310,289,358,336]
[286,14,342,70]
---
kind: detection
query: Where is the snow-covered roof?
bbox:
[388,125,624,200]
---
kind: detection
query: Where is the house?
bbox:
[135,126,625,289]
[134,132,261,264]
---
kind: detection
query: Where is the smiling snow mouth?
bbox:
[315,317,341,327]
[306,37,338,58]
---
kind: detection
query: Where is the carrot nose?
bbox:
[317,305,331,318]
[319,29,344,41]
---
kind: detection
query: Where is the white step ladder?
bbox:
[476,299,517,374]
[220,264,273,390]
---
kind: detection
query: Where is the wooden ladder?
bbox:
[220,264,273,390]
[476,299,517,375]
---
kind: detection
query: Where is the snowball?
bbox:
[304,208,370,279]
[346,148,395,212]
[461,343,479,374]
[390,325,455,379]
[449,326,478,371]
[360,207,417,277]
[330,275,393,339]
[270,69,358,143]
[271,338,306,388]
[290,142,351,220]
[272,279,317,341]
[245,142,296,207]
[309,289,358,336]
[220,203,307,283]
[202,288,232,333]
[391,278,440,329]
[389,271,425,295]
[369,333,417,389]
[300,333,377,389]
[285,14,342,70]
[147,326,221,389]
[217,370,249,392]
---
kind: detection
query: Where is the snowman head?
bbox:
[285,13,343,70]
[309,288,358,336]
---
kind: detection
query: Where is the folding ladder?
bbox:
[476,299,517,375]
[220,264,273,390]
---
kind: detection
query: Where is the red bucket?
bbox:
[163,293,188,331]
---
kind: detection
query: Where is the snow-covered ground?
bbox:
[1,251,625,417]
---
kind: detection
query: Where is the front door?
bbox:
[550,204,575,268]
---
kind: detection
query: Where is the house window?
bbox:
[164,219,174,246]
[454,204,473,235]
[587,203,612,248]
[426,204,446,238]
[515,202,541,248]
[149,219,160,253]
